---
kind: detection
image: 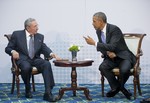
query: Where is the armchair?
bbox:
[100,33,146,99]
[4,34,42,97]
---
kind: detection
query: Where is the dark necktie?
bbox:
[29,35,34,59]
[101,31,106,43]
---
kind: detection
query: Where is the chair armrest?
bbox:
[136,49,143,58]
[133,49,142,75]
[11,57,20,75]
[134,49,143,72]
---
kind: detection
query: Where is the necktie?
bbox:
[101,31,106,43]
[29,35,34,59]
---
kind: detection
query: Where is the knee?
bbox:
[20,65,32,73]
[120,69,130,75]
[99,65,105,73]
[43,61,51,68]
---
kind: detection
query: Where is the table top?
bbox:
[53,60,94,67]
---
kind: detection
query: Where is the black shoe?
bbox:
[25,91,33,98]
[43,93,57,102]
[106,87,120,97]
[120,87,131,100]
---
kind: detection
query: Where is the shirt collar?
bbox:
[25,30,31,37]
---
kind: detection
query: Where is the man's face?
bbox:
[92,16,103,30]
[27,21,38,35]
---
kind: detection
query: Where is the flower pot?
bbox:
[71,51,77,61]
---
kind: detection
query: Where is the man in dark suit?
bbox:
[5,18,61,102]
[84,12,136,100]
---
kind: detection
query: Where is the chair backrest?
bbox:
[4,34,17,70]
[4,34,12,41]
[123,33,146,56]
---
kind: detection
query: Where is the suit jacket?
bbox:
[96,23,136,65]
[5,30,52,65]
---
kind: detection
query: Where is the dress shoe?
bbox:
[120,87,131,100]
[25,91,33,98]
[106,87,120,97]
[43,93,57,102]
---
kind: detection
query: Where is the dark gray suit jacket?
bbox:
[5,30,52,65]
[96,23,136,66]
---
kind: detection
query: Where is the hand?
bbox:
[107,51,116,59]
[12,50,19,60]
[51,53,62,61]
[83,36,96,46]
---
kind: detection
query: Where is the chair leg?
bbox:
[11,74,15,94]
[32,75,35,92]
[101,72,105,97]
[137,76,142,95]
[133,77,137,99]
[16,75,20,98]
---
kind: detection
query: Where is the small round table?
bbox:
[53,60,94,101]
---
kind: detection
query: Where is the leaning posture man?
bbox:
[84,12,136,100]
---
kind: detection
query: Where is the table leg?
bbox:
[56,88,64,100]
[71,67,77,96]
[56,67,92,101]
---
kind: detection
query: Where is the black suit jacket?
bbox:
[96,23,136,65]
[5,30,52,65]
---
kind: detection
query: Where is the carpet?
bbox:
[0,83,150,103]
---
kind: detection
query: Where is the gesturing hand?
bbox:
[83,36,96,46]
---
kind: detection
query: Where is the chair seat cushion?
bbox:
[112,67,141,75]
[12,67,39,74]
[32,67,38,72]
[32,67,39,74]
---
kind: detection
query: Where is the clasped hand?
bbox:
[107,51,116,59]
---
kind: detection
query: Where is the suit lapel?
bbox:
[96,30,103,43]
[106,24,111,43]
[34,34,40,54]
[20,31,28,55]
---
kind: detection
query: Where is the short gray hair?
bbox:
[93,12,107,23]
[24,18,36,29]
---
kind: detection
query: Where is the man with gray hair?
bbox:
[84,12,136,100]
[5,18,61,102]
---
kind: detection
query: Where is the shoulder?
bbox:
[36,33,44,37]
[107,23,122,33]
[35,33,44,40]
[12,30,25,37]
[12,30,25,36]
[12,30,24,34]
[107,23,119,29]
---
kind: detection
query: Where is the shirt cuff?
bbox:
[11,50,15,54]
[95,42,98,47]
[50,52,54,58]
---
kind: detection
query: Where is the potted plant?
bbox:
[68,45,80,61]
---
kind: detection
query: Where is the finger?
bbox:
[87,36,91,39]
[83,36,87,39]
